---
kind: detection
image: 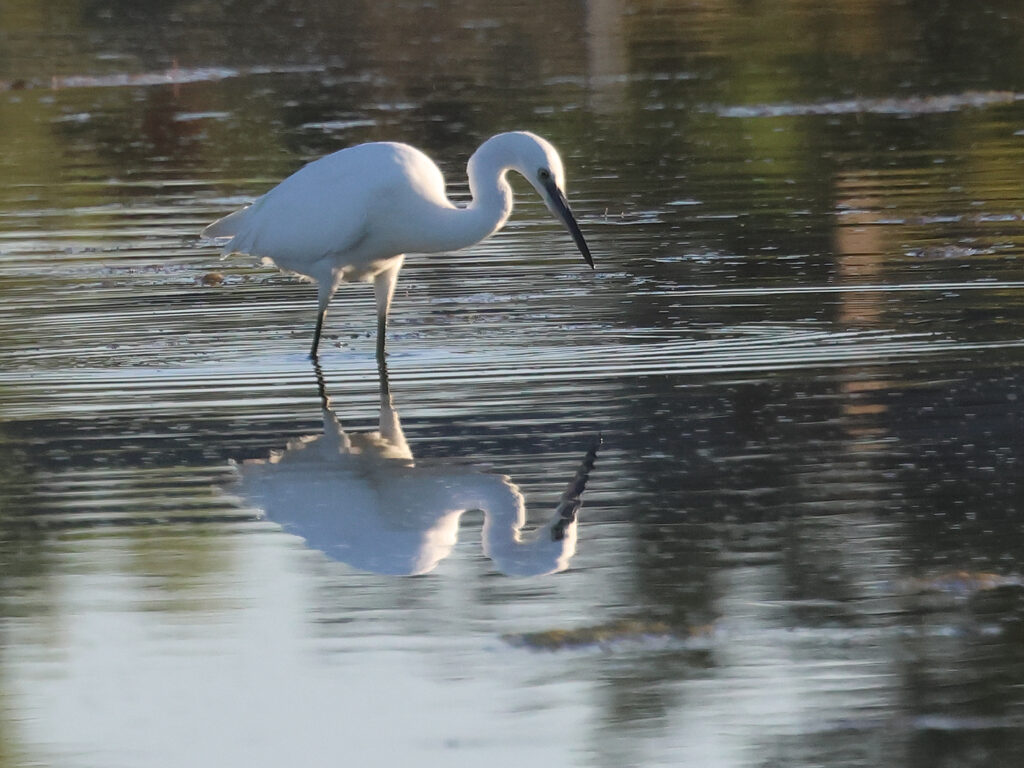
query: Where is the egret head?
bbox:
[490,132,594,268]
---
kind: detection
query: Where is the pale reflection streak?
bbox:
[231,364,599,577]
[834,173,895,440]
[584,0,628,113]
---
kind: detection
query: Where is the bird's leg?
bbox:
[310,309,325,360]
[377,354,391,401]
[375,358,409,454]
[311,358,330,409]
[372,256,405,361]
[375,312,387,359]
[309,282,333,360]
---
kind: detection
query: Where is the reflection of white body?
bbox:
[235,373,596,576]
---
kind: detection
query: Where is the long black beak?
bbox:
[542,177,594,269]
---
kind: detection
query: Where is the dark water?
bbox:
[3,1,1024,765]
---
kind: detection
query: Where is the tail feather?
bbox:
[201,206,251,241]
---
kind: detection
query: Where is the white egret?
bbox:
[232,365,600,576]
[202,131,593,360]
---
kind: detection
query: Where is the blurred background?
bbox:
[2,1,1024,766]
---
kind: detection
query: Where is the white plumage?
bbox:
[233,373,598,576]
[202,131,593,359]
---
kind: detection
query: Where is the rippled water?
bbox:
[3,1,1024,766]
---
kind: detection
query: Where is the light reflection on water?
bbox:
[233,366,597,577]
[3,0,1024,765]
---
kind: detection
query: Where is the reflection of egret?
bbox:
[202,132,594,360]
[233,363,599,576]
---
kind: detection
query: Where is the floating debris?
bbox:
[713,90,1020,118]
[503,618,705,651]
[900,570,1024,598]
[1,64,324,92]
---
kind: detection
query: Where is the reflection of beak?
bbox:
[551,434,601,540]
[542,177,594,269]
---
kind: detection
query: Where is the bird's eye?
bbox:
[538,168,552,181]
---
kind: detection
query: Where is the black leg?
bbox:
[377,351,391,401]
[311,358,330,409]
[375,312,387,360]
[310,307,326,360]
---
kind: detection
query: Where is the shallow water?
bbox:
[3,1,1024,766]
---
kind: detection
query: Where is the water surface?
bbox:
[3,1,1024,766]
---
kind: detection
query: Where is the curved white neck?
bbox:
[463,476,577,577]
[429,136,517,253]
